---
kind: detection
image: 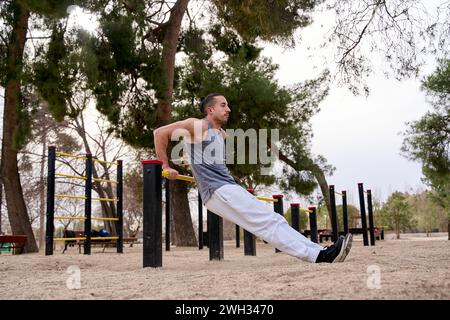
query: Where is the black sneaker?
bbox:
[315,236,346,263]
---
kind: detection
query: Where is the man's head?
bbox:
[200,93,230,124]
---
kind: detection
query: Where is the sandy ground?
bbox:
[1,234,449,300]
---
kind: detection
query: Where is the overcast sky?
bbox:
[260,10,439,205]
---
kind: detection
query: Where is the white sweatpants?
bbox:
[204,184,323,263]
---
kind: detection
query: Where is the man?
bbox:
[153,93,352,263]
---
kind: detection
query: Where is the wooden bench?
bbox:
[0,235,27,255]
[60,230,137,253]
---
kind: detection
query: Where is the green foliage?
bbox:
[284,207,309,230]
[316,203,360,230]
[19,0,80,18]
[174,25,330,193]
[211,0,319,45]
[402,59,450,213]
[376,192,416,237]
[33,23,74,121]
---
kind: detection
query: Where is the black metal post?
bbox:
[84,153,92,255]
[342,190,349,235]
[142,160,163,268]
[235,225,240,248]
[165,179,170,251]
[45,146,56,256]
[207,209,223,260]
[329,185,339,242]
[308,206,318,243]
[273,194,284,253]
[367,189,376,246]
[291,203,300,232]
[243,188,256,256]
[198,193,203,250]
[116,160,123,253]
[358,183,369,246]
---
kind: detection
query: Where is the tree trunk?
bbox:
[277,150,332,222]
[156,0,194,246]
[156,0,190,128]
[448,219,449,240]
[38,138,47,249]
[308,164,332,221]
[169,179,197,246]
[396,213,400,239]
[0,177,3,234]
[1,2,38,252]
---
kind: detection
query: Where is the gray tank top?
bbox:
[185,119,237,203]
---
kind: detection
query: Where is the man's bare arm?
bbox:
[153,118,204,178]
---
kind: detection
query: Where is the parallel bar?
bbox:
[162,170,195,182]
[93,177,118,184]
[53,216,119,221]
[84,153,93,255]
[55,194,87,200]
[367,189,376,246]
[300,208,313,213]
[45,146,56,256]
[54,237,86,241]
[54,216,86,220]
[91,237,119,240]
[342,191,349,235]
[142,160,163,268]
[235,225,240,248]
[329,185,339,242]
[207,209,224,260]
[92,197,119,202]
[92,217,119,221]
[92,158,118,166]
[358,183,369,246]
[198,193,203,250]
[273,195,284,253]
[55,173,87,180]
[291,203,300,232]
[256,196,278,202]
[56,152,87,160]
[165,179,171,252]
[54,237,120,241]
[308,206,319,243]
[243,189,256,256]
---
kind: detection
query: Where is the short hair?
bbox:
[199,93,223,115]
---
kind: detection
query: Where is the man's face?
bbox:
[208,96,231,124]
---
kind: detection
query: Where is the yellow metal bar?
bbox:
[162,170,195,183]
[93,158,118,166]
[55,194,87,200]
[54,216,86,220]
[300,208,313,213]
[256,196,278,203]
[54,237,86,241]
[92,177,118,184]
[56,152,87,160]
[54,236,119,241]
[170,157,189,163]
[334,191,343,196]
[55,173,87,180]
[91,217,119,221]
[92,197,119,202]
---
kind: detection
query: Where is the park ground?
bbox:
[0,233,449,300]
